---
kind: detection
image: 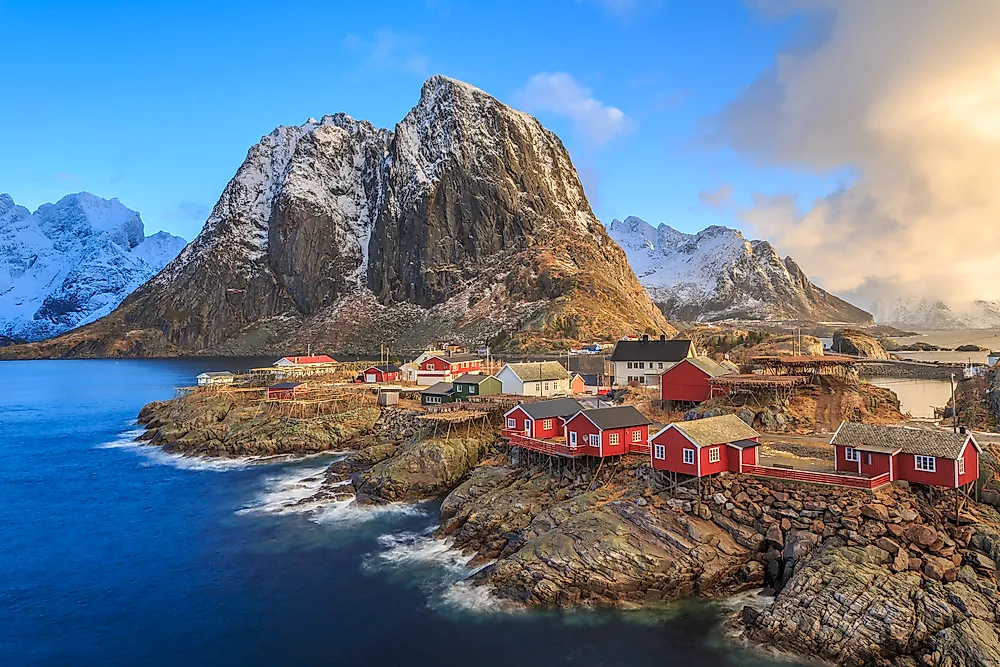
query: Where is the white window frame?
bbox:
[844,447,859,462]
[654,444,665,460]
[631,430,642,443]
[915,455,936,472]
[456,385,463,392]
[506,418,516,429]
[570,431,577,446]
[708,447,720,463]
[542,419,552,431]
[683,448,695,465]
[958,458,966,475]
[589,434,600,447]
[627,362,633,369]
[609,432,619,446]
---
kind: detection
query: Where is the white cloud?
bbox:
[706,0,1000,309]
[516,73,634,148]
[343,29,430,77]
[698,183,734,208]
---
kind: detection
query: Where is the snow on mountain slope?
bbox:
[606,216,873,324]
[863,295,1000,330]
[0,193,186,341]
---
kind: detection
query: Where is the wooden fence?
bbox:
[741,465,891,490]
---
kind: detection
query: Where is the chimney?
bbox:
[641,334,649,343]
[659,334,666,342]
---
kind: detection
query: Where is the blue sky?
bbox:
[0,0,841,243]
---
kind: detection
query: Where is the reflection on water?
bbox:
[866,378,952,418]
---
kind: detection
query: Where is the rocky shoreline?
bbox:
[135,392,1000,666]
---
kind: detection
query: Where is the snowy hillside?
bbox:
[864,296,1000,330]
[606,216,872,324]
[0,193,186,341]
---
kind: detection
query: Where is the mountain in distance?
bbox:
[606,216,873,324]
[863,295,1000,330]
[0,193,186,342]
[2,76,670,358]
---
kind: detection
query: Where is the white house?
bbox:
[609,336,695,387]
[496,361,571,397]
[197,371,235,387]
[988,351,1000,367]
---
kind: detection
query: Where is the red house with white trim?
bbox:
[563,406,652,457]
[649,414,761,477]
[267,381,309,400]
[659,357,737,403]
[830,422,980,489]
[504,398,585,440]
[416,353,483,385]
[362,364,402,383]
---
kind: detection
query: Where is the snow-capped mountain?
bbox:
[0,193,186,341]
[2,76,668,357]
[606,216,873,324]
[863,296,1000,330]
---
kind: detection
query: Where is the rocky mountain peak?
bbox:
[607,216,873,324]
[8,78,668,357]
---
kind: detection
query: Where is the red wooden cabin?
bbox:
[267,381,309,400]
[362,364,402,383]
[504,398,585,440]
[659,357,736,403]
[418,353,483,383]
[649,414,761,477]
[563,406,652,457]
[830,422,979,489]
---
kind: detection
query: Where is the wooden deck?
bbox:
[741,464,891,490]
[501,429,588,458]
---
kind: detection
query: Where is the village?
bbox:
[190,333,986,508]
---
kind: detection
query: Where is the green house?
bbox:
[421,382,455,406]
[451,374,502,399]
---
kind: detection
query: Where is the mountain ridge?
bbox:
[606,215,873,325]
[0,193,186,342]
[1,76,670,358]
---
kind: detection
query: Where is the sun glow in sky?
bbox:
[2,0,999,308]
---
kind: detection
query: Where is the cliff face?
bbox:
[607,216,873,324]
[3,77,669,358]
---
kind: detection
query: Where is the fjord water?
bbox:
[0,360,781,666]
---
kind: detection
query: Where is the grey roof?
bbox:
[270,381,305,389]
[684,356,736,378]
[671,414,760,448]
[831,422,976,459]
[610,339,693,362]
[729,439,760,450]
[579,405,651,430]
[519,398,585,420]
[453,373,494,385]
[503,361,570,382]
[429,353,482,364]
[422,382,455,395]
[855,443,902,455]
[579,374,601,386]
[720,360,741,373]
[199,371,234,377]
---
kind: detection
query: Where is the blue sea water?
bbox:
[0,359,790,666]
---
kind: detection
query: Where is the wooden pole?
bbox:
[951,373,958,433]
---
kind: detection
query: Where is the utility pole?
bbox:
[950,372,958,433]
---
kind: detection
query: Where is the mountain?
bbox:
[606,216,873,324]
[0,193,186,341]
[864,296,1000,330]
[2,77,670,358]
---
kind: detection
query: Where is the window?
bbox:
[959,458,966,475]
[638,362,645,369]
[708,447,720,463]
[570,431,577,446]
[654,444,665,460]
[542,419,552,431]
[627,362,633,369]
[456,385,463,392]
[543,382,549,391]
[844,447,859,462]
[631,430,642,442]
[683,448,695,465]
[915,455,936,472]
[639,376,645,384]
[658,362,664,369]
[866,453,872,466]
[609,432,619,446]
[590,434,600,447]
[470,386,477,394]
[507,418,516,428]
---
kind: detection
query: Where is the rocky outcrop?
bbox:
[832,328,891,359]
[607,216,873,324]
[357,435,491,503]
[2,76,669,358]
[136,391,380,457]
